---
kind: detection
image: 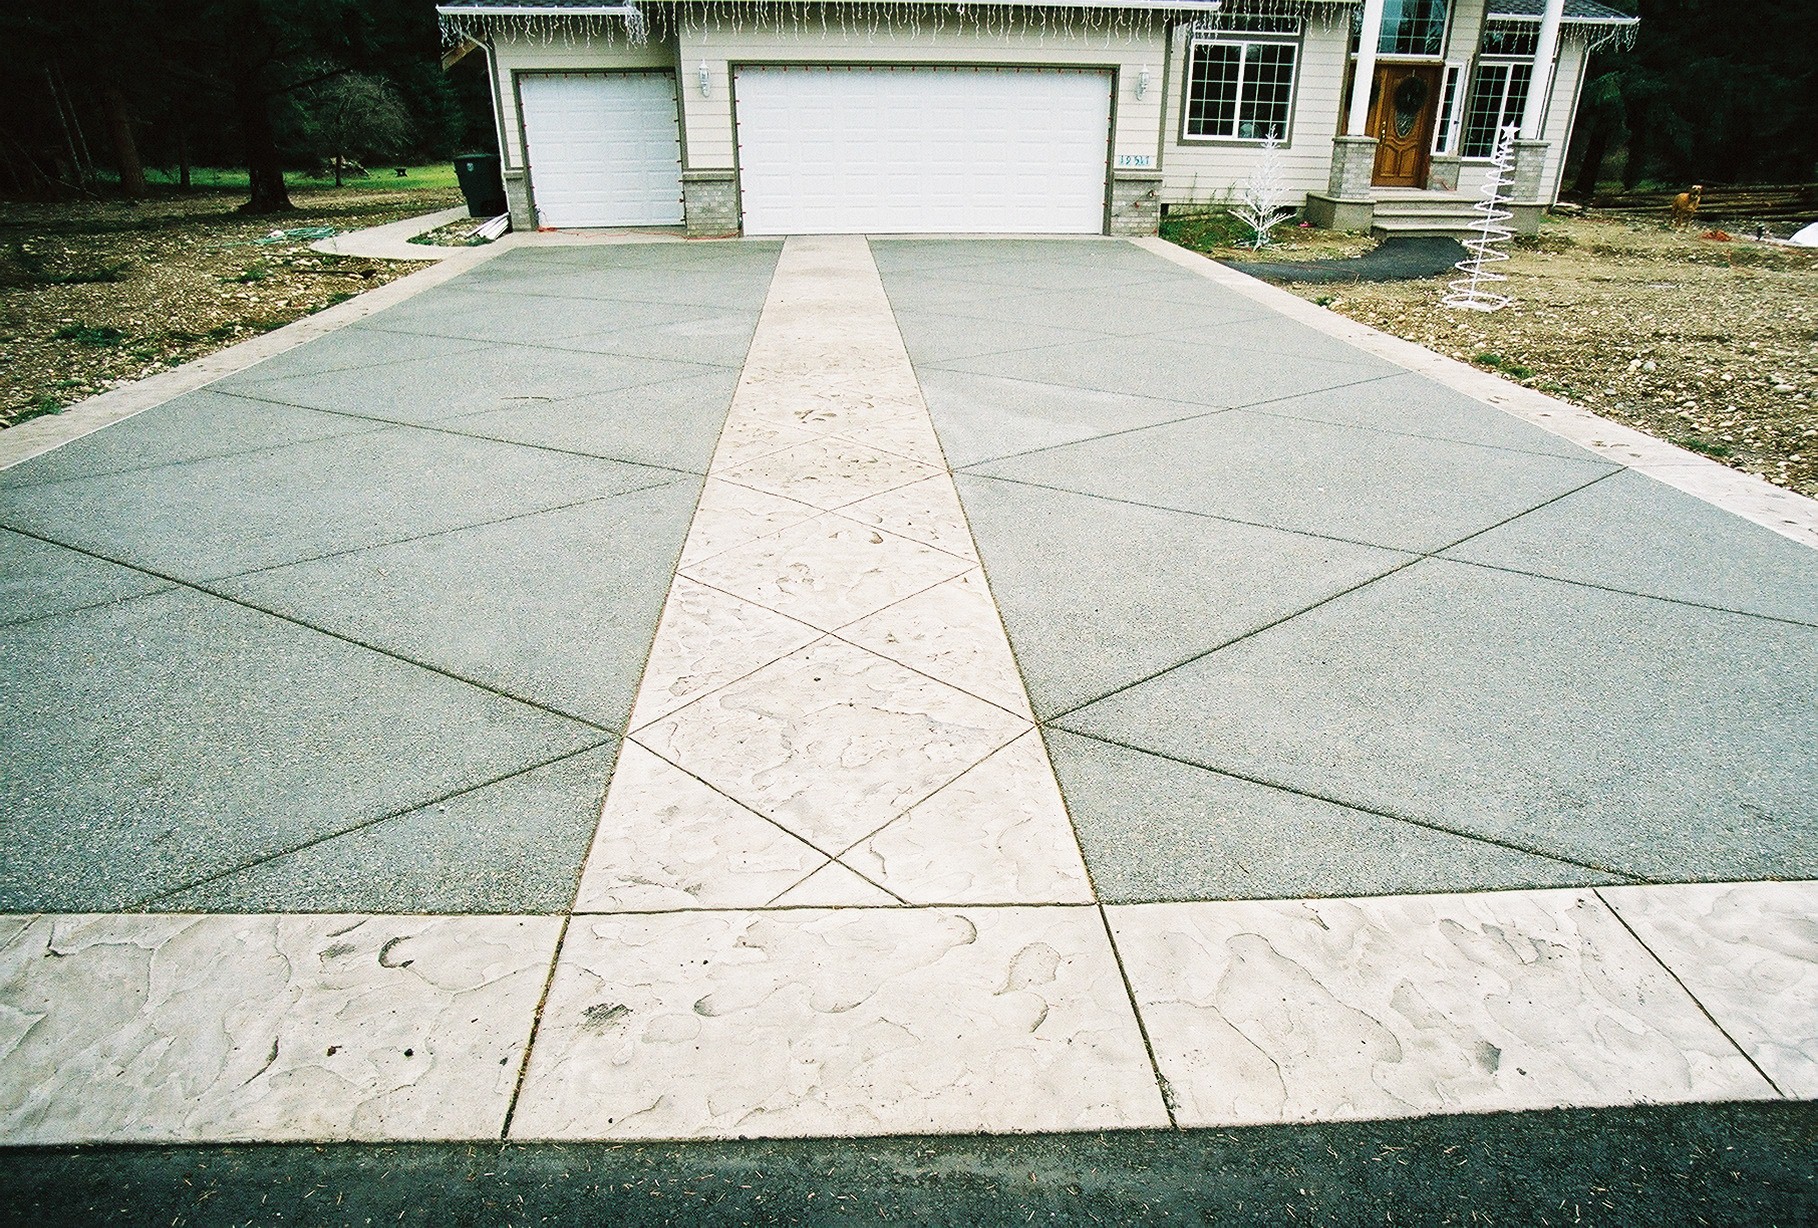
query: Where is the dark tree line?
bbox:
[1567,0,1818,193]
[0,0,496,211]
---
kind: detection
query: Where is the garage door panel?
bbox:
[520,73,683,228]
[734,67,1111,235]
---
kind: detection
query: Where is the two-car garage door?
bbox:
[734,66,1113,235]
[517,66,1114,234]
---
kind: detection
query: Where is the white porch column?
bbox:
[1345,0,1387,136]
[1519,0,1566,138]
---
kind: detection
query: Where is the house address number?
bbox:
[1116,154,1155,169]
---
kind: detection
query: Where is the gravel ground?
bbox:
[0,186,457,429]
[1281,216,1818,498]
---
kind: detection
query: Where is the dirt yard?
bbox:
[0,183,459,429]
[1278,216,1818,499]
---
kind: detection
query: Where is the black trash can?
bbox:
[452,153,507,218]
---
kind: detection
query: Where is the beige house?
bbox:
[438,0,1636,238]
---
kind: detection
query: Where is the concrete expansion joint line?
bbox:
[4,234,1814,1151]
[128,741,614,913]
[1043,466,1628,724]
[1045,725,1643,885]
[1591,888,1786,1099]
[0,522,628,733]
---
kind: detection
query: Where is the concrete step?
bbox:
[1371,214,1483,240]
[1371,195,1484,240]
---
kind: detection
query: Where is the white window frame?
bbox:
[1432,61,1466,155]
[1179,32,1302,146]
[1459,57,1533,161]
[1377,0,1453,58]
[1349,0,1454,62]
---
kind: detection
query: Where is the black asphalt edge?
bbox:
[3,1101,1812,1227]
[1225,236,1468,284]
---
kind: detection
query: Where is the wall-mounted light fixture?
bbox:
[698,61,712,98]
[1136,65,1151,99]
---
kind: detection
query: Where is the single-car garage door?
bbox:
[518,72,683,228]
[733,66,1112,235]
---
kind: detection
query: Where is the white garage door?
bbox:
[519,73,683,228]
[733,66,1112,235]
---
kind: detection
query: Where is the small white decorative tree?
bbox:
[1443,124,1518,311]
[1234,131,1294,250]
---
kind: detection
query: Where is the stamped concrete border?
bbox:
[1135,236,1818,550]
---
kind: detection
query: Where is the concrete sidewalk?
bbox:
[0,234,1813,1153]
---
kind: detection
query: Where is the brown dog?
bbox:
[1671,184,1703,228]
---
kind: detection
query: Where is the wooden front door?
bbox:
[1366,64,1441,187]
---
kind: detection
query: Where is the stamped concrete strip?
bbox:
[0,913,562,1144]
[1601,881,1818,1097]
[509,907,1168,1140]
[577,235,1088,917]
[536,237,1120,1138]
[1109,889,1781,1129]
[1134,236,1818,550]
[0,237,514,472]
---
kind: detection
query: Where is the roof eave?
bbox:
[438,0,1361,12]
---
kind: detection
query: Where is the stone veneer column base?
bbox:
[503,169,535,233]
[1506,139,1550,236]
[1304,194,1375,232]
[683,170,741,237]
[1427,155,1463,193]
[1308,136,1379,232]
[1109,172,1162,236]
[1507,203,1546,236]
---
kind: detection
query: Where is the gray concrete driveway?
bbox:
[1,241,782,912]
[1,235,1814,1156]
[872,238,1818,901]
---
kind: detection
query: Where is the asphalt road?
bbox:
[4,1102,1814,1227]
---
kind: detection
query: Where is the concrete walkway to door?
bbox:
[1,232,1814,1149]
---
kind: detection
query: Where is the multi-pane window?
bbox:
[1353,0,1450,56]
[1460,60,1531,157]
[1183,36,1299,142]
[1432,62,1465,154]
[1479,19,1541,57]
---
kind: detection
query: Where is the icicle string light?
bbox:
[439,2,1364,53]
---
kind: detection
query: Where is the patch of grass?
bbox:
[1315,295,1336,307]
[22,392,64,419]
[1672,435,1734,458]
[1161,208,1255,253]
[1474,352,1535,380]
[144,164,462,193]
[52,323,127,346]
[228,262,271,284]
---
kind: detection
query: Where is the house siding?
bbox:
[491,32,675,175]
[1158,10,1355,206]
[683,8,1166,174]
[1453,35,1588,202]
[477,1,1609,230]
[491,8,1171,211]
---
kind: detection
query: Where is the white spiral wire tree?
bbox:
[1443,124,1518,312]
[1234,131,1294,250]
